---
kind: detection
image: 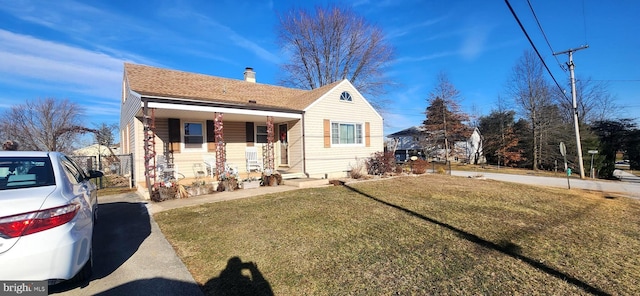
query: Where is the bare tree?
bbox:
[94,122,118,147]
[506,50,554,170]
[277,5,394,100]
[555,77,617,124]
[92,122,119,158]
[0,98,86,152]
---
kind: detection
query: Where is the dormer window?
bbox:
[340,91,352,102]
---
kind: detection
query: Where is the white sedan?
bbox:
[0,151,102,284]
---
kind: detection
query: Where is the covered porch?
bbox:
[138,98,307,193]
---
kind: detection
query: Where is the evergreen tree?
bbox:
[478,110,523,167]
[422,73,470,161]
[590,119,635,178]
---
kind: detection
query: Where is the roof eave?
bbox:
[140,94,304,114]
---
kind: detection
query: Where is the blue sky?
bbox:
[1,0,638,142]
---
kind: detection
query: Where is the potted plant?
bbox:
[241,176,261,189]
[153,180,187,201]
[188,180,215,196]
[261,169,282,186]
[218,165,239,192]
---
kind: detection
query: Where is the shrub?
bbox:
[349,158,367,179]
[395,164,404,174]
[411,159,429,174]
[367,151,395,175]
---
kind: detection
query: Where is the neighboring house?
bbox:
[120,63,384,194]
[386,126,429,162]
[387,126,485,164]
[73,144,121,157]
[462,127,485,165]
[71,144,129,177]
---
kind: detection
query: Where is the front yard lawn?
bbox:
[154,174,640,295]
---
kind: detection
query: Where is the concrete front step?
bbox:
[279,172,306,180]
[282,178,330,188]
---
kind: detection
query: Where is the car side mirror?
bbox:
[88,170,104,179]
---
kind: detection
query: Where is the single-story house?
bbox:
[120,63,384,195]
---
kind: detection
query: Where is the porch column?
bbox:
[264,116,275,171]
[214,112,226,177]
[142,101,157,193]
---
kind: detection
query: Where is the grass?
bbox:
[154,174,640,295]
[97,186,137,196]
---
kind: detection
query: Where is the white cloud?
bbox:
[459,25,491,61]
[382,111,422,135]
[387,16,450,40]
[395,50,459,64]
[379,83,428,133]
[0,0,155,39]
[153,2,282,65]
[0,29,123,99]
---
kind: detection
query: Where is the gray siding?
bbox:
[120,77,145,184]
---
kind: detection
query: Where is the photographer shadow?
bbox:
[201,256,273,296]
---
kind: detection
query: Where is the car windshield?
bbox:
[0,157,55,190]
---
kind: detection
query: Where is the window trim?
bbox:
[330,121,364,146]
[339,91,353,102]
[182,120,206,152]
[256,125,268,144]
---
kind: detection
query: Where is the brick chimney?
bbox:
[243,67,255,83]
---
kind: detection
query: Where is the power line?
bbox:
[581,0,588,45]
[590,79,640,82]
[504,0,571,101]
[526,0,565,71]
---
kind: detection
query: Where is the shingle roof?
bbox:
[124,63,343,111]
[387,126,427,138]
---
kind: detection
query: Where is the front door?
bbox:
[279,124,288,165]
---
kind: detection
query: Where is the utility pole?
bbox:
[554,45,588,179]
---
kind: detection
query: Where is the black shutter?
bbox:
[168,118,181,142]
[168,118,181,153]
[206,120,215,142]
[246,122,255,143]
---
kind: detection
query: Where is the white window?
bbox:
[256,125,268,143]
[331,122,362,145]
[184,122,204,149]
[340,91,352,102]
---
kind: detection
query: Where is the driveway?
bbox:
[48,184,302,295]
[49,192,204,296]
[451,169,640,199]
